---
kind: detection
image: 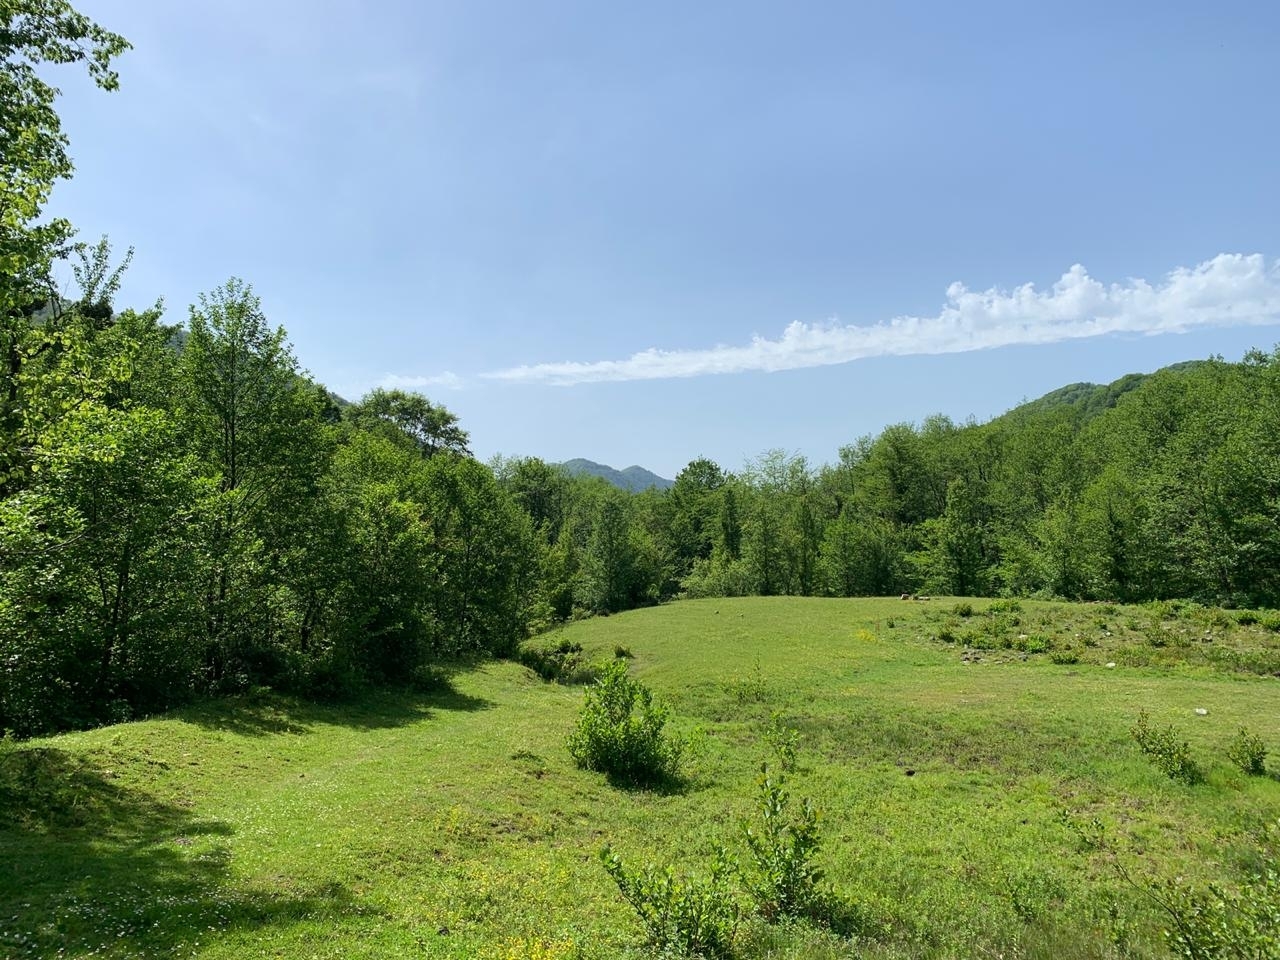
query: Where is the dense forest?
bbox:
[4,3,1280,737]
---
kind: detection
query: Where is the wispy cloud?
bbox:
[484,254,1280,386]
[379,371,464,391]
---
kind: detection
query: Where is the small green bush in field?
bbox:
[952,601,974,618]
[987,598,1022,614]
[599,844,739,958]
[741,763,827,923]
[519,638,599,684]
[1131,710,1202,785]
[568,660,683,786]
[1226,727,1267,775]
[762,712,800,773]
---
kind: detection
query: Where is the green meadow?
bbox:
[3,596,1278,959]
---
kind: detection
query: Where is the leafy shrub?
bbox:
[1050,650,1080,665]
[568,660,683,785]
[1147,599,1187,620]
[727,660,770,704]
[952,601,974,618]
[1235,610,1260,626]
[1226,727,1267,776]
[936,621,958,644]
[1015,633,1052,654]
[762,712,800,774]
[519,639,598,684]
[741,763,828,923]
[987,598,1022,614]
[599,845,739,958]
[1131,710,1203,784]
[1148,855,1280,960]
[1260,611,1280,633]
[613,645,634,660]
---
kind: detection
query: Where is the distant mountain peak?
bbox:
[560,459,673,492]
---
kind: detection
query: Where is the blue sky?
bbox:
[51,0,1280,477]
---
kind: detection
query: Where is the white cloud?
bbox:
[379,371,464,391]
[484,254,1280,386]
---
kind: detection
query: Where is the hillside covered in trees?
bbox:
[4,2,1280,738]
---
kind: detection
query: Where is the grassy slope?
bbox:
[2,597,1278,959]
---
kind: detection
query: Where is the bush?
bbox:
[952,601,974,618]
[519,639,598,684]
[1150,857,1280,959]
[1226,727,1268,776]
[762,712,800,774]
[1015,633,1052,654]
[1131,710,1203,785]
[1236,610,1260,626]
[568,660,683,785]
[1050,650,1080,665]
[599,844,739,958]
[987,598,1022,614]
[741,763,828,923]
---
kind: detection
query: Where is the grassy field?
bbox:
[2,596,1278,959]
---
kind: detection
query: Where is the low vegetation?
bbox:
[3,596,1278,959]
[568,660,685,787]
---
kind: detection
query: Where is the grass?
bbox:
[2,596,1278,958]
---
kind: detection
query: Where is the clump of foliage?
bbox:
[1131,710,1203,784]
[987,598,1022,614]
[762,712,800,773]
[519,638,597,684]
[952,601,974,618]
[1226,727,1267,776]
[1138,823,1280,960]
[741,763,829,923]
[567,660,683,785]
[599,845,739,958]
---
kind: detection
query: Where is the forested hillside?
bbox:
[4,3,1280,739]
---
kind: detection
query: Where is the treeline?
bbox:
[491,349,1280,621]
[1,269,541,734]
[544,352,1280,614]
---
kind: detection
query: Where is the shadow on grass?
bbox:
[175,670,493,738]
[602,768,694,797]
[0,747,371,958]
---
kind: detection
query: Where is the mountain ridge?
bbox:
[559,459,674,492]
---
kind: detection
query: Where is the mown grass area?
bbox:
[2,596,1278,959]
